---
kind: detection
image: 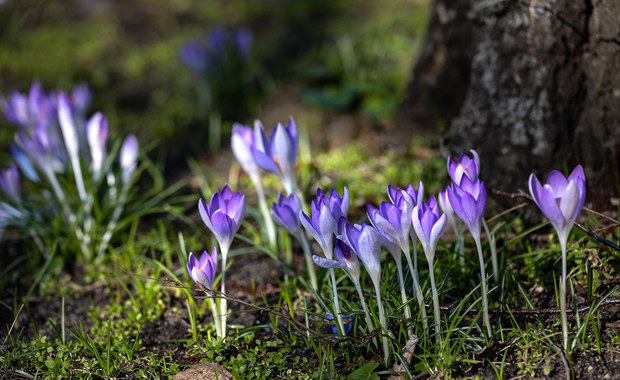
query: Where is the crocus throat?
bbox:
[273,154,283,171]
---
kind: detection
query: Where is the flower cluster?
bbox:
[0,82,139,261]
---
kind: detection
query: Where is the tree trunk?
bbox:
[395,0,619,206]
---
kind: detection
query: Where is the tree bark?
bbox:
[395,0,619,206]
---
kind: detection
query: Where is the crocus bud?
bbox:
[120,135,138,184]
[87,112,108,180]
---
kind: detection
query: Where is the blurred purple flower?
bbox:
[120,135,139,184]
[448,149,480,185]
[412,195,447,261]
[15,123,65,173]
[271,192,302,236]
[179,26,252,72]
[1,82,57,131]
[252,117,298,194]
[69,83,92,118]
[86,112,108,179]
[187,248,218,290]
[179,40,210,72]
[198,184,246,254]
[9,145,37,182]
[447,176,487,238]
[231,122,261,182]
[0,164,20,203]
[528,165,586,243]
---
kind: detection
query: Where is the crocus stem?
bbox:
[68,149,86,201]
[427,258,441,349]
[373,280,390,364]
[220,246,229,338]
[483,219,499,282]
[559,238,568,351]
[473,233,492,338]
[43,167,90,259]
[253,176,277,251]
[298,232,318,290]
[209,297,223,338]
[395,259,413,336]
[329,268,345,335]
[353,280,377,347]
[449,219,465,267]
[404,245,428,331]
[96,184,129,259]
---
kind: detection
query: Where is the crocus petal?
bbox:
[429,213,447,255]
[546,170,569,195]
[559,180,580,225]
[313,255,345,269]
[198,198,213,231]
[120,135,139,184]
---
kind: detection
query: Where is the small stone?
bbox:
[587,365,594,373]
[603,374,611,380]
[174,362,233,380]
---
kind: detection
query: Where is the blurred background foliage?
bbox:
[0,0,431,171]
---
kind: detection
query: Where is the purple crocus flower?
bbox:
[317,187,350,229]
[271,192,302,236]
[251,117,298,194]
[447,149,480,185]
[367,200,410,257]
[187,248,218,290]
[179,40,209,72]
[325,312,356,335]
[198,184,246,255]
[69,83,92,118]
[438,187,457,228]
[0,164,20,203]
[9,145,37,182]
[233,28,252,57]
[340,220,382,286]
[528,165,586,245]
[412,195,447,261]
[388,182,423,242]
[2,82,57,131]
[231,122,261,182]
[120,135,139,184]
[299,196,334,258]
[313,238,361,282]
[447,176,487,238]
[15,123,65,173]
[86,112,108,179]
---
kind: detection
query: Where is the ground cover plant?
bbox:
[1,1,619,379]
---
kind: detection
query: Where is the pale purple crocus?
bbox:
[273,192,317,289]
[313,238,360,282]
[187,247,223,337]
[447,176,491,336]
[198,184,246,338]
[367,200,415,332]
[529,165,586,351]
[2,82,57,131]
[412,194,447,347]
[529,165,586,246]
[68,83,92,118]
[198,184,246,256]
[447,149,480,185]
[231,123,261,182]
[58,92,87,200]
[272,192,302,236]
[340,219,390,362]
[86,112,108,180]
[447,176,487,239]
[299,197,334,259]
[0,164,20,203]
[120,135,139,184]
[187,248,218,290]
[251,117,298,195]
[231,122,276,249]
[412,195,447,262]
[317,187,350,231]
